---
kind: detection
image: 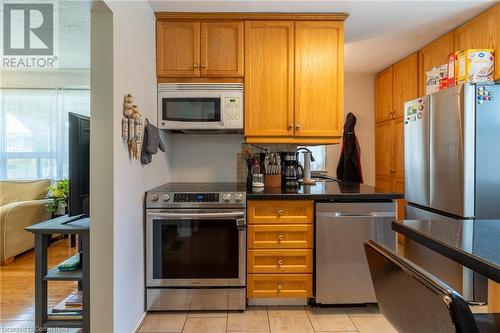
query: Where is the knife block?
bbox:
[264,174,281,188]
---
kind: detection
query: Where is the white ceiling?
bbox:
[148,0,496,73]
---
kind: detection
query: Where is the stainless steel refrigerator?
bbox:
[404,82,500,303]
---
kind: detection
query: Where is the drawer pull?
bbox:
[277,283,283,290]
[277,259,283,266]
[277,209,284,215]
[278,234,284,241]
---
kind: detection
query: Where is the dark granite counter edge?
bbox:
[247,193,404,200]
[392,221,500,283]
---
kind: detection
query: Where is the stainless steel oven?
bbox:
[146,209,246,287]
[145,183,247,311]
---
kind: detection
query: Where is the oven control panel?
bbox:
[174,193,219,202]
[146,189,246,208]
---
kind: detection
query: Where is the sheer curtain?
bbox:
[0,88,90,180]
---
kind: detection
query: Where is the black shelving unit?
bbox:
[26,215,90,332]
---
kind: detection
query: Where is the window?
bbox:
[0,88,90,180]
[298,145,327,172]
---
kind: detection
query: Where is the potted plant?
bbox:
[47,179,69,216]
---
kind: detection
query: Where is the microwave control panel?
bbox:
[224,96,243,128]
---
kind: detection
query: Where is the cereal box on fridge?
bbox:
[426,64,447,95]
[456,49,494,83]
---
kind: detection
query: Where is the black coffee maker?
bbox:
[281,152,303,188]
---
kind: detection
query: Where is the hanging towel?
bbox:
[141,119,165,165]
[336,112,364,183]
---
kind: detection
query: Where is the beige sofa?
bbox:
[0,180,52,264]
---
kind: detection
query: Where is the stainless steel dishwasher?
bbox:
[315,201,396,304]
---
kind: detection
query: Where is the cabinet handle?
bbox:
[277,283,283,290]
[278,234,284,241]
[288,124,293,130]
[295,124,301,130]
[390,169,396,173]
[277,209,284,215]
[201,64,207,69]
[277,259,283,266]
[193,64,199,69]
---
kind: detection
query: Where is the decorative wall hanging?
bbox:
[121,94,143,160]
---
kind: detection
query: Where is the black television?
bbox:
[68,112,90,217]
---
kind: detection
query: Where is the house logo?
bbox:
[2,2,58,68]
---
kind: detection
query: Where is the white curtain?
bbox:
[0,88,90,180]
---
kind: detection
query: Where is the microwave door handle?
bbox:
[147,212,245,219]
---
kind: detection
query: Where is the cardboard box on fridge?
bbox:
[426,64,447,95]
[456,49,495,83]
[439,53,457,90]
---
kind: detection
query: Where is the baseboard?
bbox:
[133,311,147,333]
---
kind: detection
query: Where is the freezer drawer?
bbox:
[315,202,396,304]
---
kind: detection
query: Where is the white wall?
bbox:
[165,134,243,182]
[326,73,376,186]
[91,1,170,332]
[90,4,114,333]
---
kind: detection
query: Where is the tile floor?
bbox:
[137,305,398,333]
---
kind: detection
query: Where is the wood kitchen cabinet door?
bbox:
[418,32,455,96]
[244,21,295,137]
[455,3,500,80]
[375,120,393,180]
[200,21,244,77]
[294,21,343,137]
[247,249,313,274]
[375,176,393,191]
[247,274,312,298]
[247,225,313,249]
[393,53,418,119]
[375,67,394,123]
[247,200,314,224]
[156,21,200,77]
[392,117,405,190]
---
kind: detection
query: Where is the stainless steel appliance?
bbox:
[404,83,500,302]
[145,183,247,310]
[281,152,302,188]
[157,83,243,132]
[315,202,396,304]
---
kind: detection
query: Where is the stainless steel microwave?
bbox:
[157,83,243,132]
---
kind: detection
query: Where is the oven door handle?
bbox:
[147,211,245,219]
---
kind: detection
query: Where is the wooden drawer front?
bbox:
[248,200,314,224]
[248,225,313,249]
[248,249,312,274]
[247,274,312,298]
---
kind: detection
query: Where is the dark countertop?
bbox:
[392,219,500,283]
[247,180,403,201]
[26,214,89,234]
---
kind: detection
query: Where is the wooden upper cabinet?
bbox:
[393,52,418,119]
[156,20,243,78]
[200,21,244,77]
[244,21,295,137]
[157,21,201,77]
[375,67,393,123]
[294,21,344,137]
[418,32,455,96]
[454,3,500,80]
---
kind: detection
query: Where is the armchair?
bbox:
[0,179,52,264]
